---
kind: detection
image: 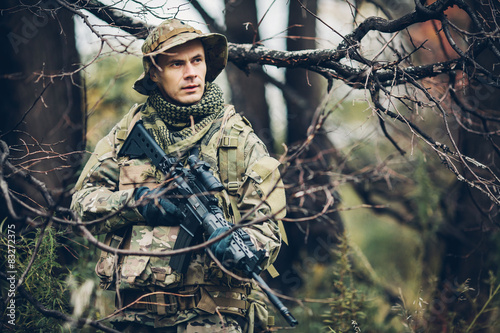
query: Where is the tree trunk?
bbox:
[273,0,345,294]
[286,0,321,145]
[0,0,83,225]
[223,0,274,150]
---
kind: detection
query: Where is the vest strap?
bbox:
[119,285,250,316]
[219,118,253,196]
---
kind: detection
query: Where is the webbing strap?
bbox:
[156,293,167,315]
[121,286,250,314]
[229,195,242,224]
[221,127,239,194]
[267,264,280,278]
[127,109,143,135]
[99,232,126,261]
[219,123,252,195]
[236,125,250,190]
[214,297,249,310]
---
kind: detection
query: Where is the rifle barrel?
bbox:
[252,272,298,327]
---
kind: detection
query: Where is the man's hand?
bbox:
[208,226,234,266]
[134,186,181,226]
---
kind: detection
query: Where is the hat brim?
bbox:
[133,32,228,95]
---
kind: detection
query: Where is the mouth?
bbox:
[182,84,199,92]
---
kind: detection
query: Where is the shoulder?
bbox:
[115,103,144,141]
[95,104,143,157]
[74,103,144,190]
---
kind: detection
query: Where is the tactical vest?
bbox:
[95,103,284,292]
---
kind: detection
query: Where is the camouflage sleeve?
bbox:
[70,128,143,235]
[237,132,286,270]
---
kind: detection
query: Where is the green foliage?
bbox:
[64,233,115,327]
[84,54,145,150]
[323,236,368,332]
[0,225,70,332]
[287,233,399,332]
[409,154,448,236]
[390,288,430,333]
[386,272,500,333]
[468,272,500,332]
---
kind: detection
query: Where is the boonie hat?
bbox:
[133,19,228,95]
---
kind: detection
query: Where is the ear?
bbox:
[150,68,159,83]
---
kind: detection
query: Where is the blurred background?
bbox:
[1,0,499,332]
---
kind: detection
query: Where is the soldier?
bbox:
[71,19,287,333]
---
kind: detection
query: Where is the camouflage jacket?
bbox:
[71,104,285,297]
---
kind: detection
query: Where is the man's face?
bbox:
[151,40,207,105]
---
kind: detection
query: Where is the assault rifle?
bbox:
[118,120,298,327]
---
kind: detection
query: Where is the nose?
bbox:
[184,63,197,78]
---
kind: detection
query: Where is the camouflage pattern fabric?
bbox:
[70,103,285,331]
[113,313,244,332]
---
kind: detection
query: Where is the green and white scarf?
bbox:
[142,82,224,151]
[140,82,225,179]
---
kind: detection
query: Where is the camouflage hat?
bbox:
[133,19,228,95]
